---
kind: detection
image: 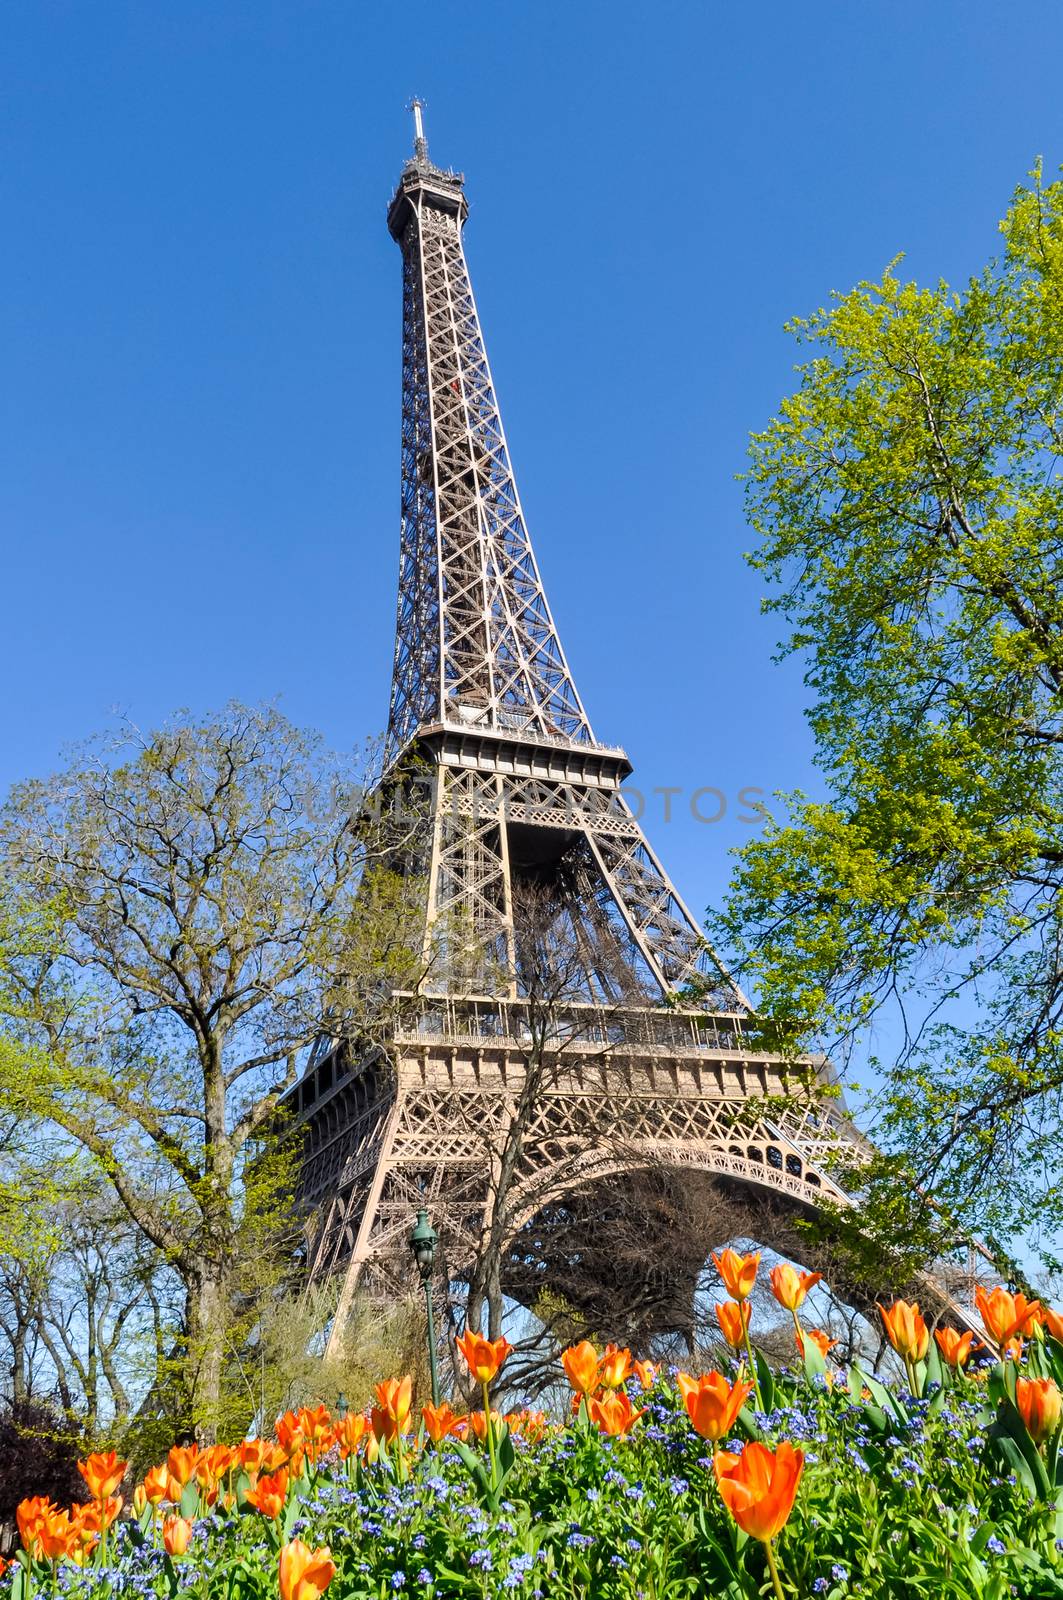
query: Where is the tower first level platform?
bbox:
[294,993,860,1344]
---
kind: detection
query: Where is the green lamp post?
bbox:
[409,1208,440,1405]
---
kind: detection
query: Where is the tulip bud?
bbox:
[879,1300,929,1362]
[769,1263,822,1312]
[599,1344,633,1390]
[1016,1377,1063,1445]
[712,1248,760,1301]
[163,1515,193,1556]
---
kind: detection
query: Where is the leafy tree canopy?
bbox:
[714,164,1063,1263]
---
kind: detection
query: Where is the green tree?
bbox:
[714,164,1063,1260]
[0,704,420,1436]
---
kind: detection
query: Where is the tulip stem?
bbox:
[764,1540,787,1600]
[481,1380,498,1489]
[742,1318,763,1409]
[792,1311,805,1364]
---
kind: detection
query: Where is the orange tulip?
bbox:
[588,1390,645,1436]
[375,1376,413,1428]
[245,1470,289,1518]
[935,1328,975,1369]
[164,1474,184,1504]
[633,1359,657,1388]
[878,1300,929,1363]
[196,1444,235,1488]
[371,1376,413,1441]
[163,1516,193,1556]
[712,1248,760,1301]
[714,1440,804,1543]
[796,1328,837,1359]
[65,1509,99,1566]
[1041,1306,1063,1342]
[677,1371,754,1442]
[599,1343,633,1389]
[279,1539,337,1600]
[275,1412,306,1471]
[561,1340,602,1396]
[335,1413,369,1458]
[166,1444,199,1487]
[1016,1377,1063,1445]
[237,1438,270,1481]
[769,1263,822,1312]
[422,1402,463,1442]
[369,1408,397,1444]
[142,1465,170,1505]
[36,1506,75,1563]
[468,1409,504,1441]
[78,1450,127,1502]
[456,1330,513,1385]
[16,1496,51,1556]
[275,1410,301,1446]
[298,1407,334,1465]
[506,1409,547,1439]
[78,1496,122,1534]
[715,1300,751,1350]
[974,1334,1025,1363]
[976,1287,1041,1351]
[132,1485,147,1516]
[298,1404,333,1444]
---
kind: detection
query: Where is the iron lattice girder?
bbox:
[387,168,592,752]
[380,144,742,1006]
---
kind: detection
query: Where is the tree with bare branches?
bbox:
[0,703,418,1437]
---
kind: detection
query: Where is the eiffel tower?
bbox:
[290,107,866,1352]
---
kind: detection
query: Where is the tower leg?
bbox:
[324,1097,404,1360]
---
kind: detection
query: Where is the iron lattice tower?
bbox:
[289,109,864,1350]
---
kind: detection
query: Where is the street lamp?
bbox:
[409,1207,440,1405]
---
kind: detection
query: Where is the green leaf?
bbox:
[801,1331,828,1382]
[987,1425,1049,1501]
[854,1363,909,1424]
[754,1348,776,1413]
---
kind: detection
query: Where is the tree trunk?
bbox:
[185,1271,227,1443]
[11,1321,27,1404]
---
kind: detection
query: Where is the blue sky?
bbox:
[3,0,1061,937]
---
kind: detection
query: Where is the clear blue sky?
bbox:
[2,0,1061,932]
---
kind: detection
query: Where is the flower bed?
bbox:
[10,1261,1063,1599]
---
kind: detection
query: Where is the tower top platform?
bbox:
[387,103,468,241]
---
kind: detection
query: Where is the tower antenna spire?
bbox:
[409,97,428,162]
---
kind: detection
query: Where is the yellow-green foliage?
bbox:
[714,163,1063,1256]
